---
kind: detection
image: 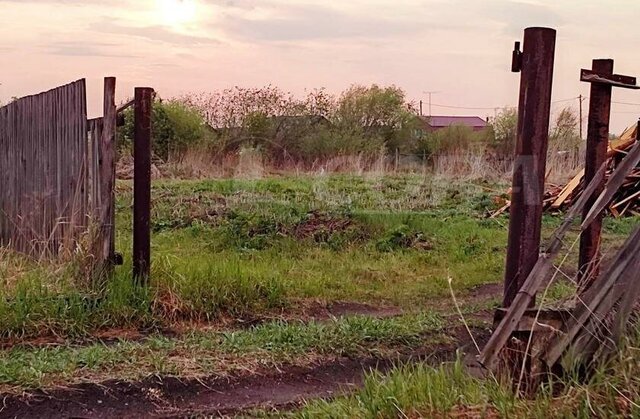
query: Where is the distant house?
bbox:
[418,115,489,133]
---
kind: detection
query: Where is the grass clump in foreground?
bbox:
[0,312,446,390]
[298,332,640,419]
[0,258,287,339]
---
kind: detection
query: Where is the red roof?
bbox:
[421,115,488,129]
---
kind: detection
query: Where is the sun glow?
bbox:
[158,0,197,27]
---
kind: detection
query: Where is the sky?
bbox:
[1,0,639,134]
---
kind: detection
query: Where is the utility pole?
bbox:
[419,100,423,116]
[423,91,440,117]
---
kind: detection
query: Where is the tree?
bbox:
[177,87,337,160]
[118,98,208,161]
[490,107,517,158]
[550,107,581,151]
[334,84,418,152]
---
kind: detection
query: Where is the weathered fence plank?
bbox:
[543,226,640,366]
[0,80,98,257]
[97,77,117,269]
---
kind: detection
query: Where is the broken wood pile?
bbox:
[490,123,640,219]
[548,123,640,216]
[479,137,640,383]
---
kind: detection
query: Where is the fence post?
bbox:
[503,27,556,307]
[98,77,117,272]
[579,59,614,286]
[133,87,153,284]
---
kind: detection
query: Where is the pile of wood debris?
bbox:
[549,124,639,216]
[479,137,640,385]
[492,123,639,218]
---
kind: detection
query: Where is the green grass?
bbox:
[0,175,511,338]
[297,360,513,418]
[0,311,446,390]
[295,335,640,419]
[0,174,635,339]
[0,173,638,416]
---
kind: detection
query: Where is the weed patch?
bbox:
[375,225,432,252]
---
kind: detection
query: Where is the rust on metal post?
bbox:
[133,87,154,284]
[579,59,614,287]
[503,27,556,307]
[580,69,639,89]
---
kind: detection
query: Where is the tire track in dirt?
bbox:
[0,327,491,418]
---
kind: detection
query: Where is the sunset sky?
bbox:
[1,0,639,133]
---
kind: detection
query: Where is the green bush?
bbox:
[118,99,209,161]
[415,125,493,160]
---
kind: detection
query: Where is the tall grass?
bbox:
[0,255,290,339]
[155,145,582,188]
[299,331,640,418]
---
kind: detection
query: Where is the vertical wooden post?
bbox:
[99,77,117,271]
[503,27,556,307]
[133,87,153,284]
[579,59,613,287]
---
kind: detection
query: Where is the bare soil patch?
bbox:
[0,327,491,418]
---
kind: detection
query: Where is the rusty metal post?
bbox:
[503,27,556,307]
[133,87,153,284]
[579,59,613,286]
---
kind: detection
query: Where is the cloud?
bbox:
[0,0,121,3]
[92,19,219,45]
[218,3,424,42]
[482,1,565,36]
[44,41,138,58]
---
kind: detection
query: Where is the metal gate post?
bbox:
[133,87,154,284]
[579,59,613,285]
[503,27,556,307]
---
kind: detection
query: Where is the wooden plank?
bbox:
[582,129,640,229]
[611,252,640,342]
[478,163,607,370]
[565,251,640,367]
[607,124,637,157]
[0,80,87,257]
[551,170,584,209]
[490,201,511,218]
[611,189,640,209]
[543,227,640,366]
[98,77,117,269]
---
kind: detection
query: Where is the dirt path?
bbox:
[0,327,491,419]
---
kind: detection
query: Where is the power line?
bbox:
[430,103,499,110]
[575,97,640,107]
[428,97,580,111]
[425,96,640,113]
[611,100,640,106]
[552,97,579,104]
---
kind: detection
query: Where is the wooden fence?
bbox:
[0,79,116,260]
